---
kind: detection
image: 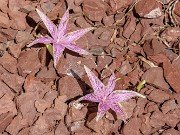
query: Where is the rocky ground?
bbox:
[0,0,180,135]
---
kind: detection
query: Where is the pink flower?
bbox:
[27,9,93,67]
[74,66,146,121]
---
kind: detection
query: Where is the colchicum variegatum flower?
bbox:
[74,66,146,122]
[27,9,93,67]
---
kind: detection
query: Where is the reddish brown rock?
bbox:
[139,113,152,135]
[16,31,33,44]
[161,27,180,42]
[0,81,14,100]
[149,110,165,128]
[97,55,112,72]
[29,116,49,135]
[148,89,170,103]
[119,60,132,75]
[36,67,56,82]
[69,107,87,122]
[18,49,41,76]
[130,23,142,43]
[55,121,69,135]
[0,52,17,73]
[174,93,180,104]
[58,76,85,100]
[0,112,14,133]
[47,0,66,20]
[8,43,22,58]
[120,99,137,119]
[66,0,82,13]
[74,125,92,135]
[142,67,170,90]
[43,108,63,126]
[1,72,24,93]
[41,1,55,14]
[161,100,177,114]
[35,99,51,113]
[57,54,96,78]
[17,92,37,125]
[143,39,166,56]
[17,127,31,135]
[108,0,133,14]
[134,98,147,116]
[123,13,136,38]
[8,0,21,11]
[103,15,114,26]
[24,75,51,97]
[76,16,92,28]
[1,29,17,40]
[83,0,107,21]
[135,0,162,18]
[0,0,8,13]
[86,117,115,134]
[123,117,142,135]
[0,95,17,116]
[162,128,180,135]
[163,109,180,127]
[145,102,159,113]
[9,10,27,30]
[163,60,180,93]
[0,33,7,43]
[6,114,28,135]
[54,95,68,118]
[44,90,58,105]
[173,1,180,25]
[0,12,10,28]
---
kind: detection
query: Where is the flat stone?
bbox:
[18,49,41,76]
[142,67,169,90]
[123,117,142,135]
[58,76,85,100]
[148,89,170,103]
[0,52,17,73]
[135,0,162,18]
[83,0,107,21]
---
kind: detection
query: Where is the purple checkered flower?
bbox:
[74,66,146,121]
[27,9,93,67]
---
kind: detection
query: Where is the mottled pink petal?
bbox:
[57,9,69,39]
[110,104,127,121]
[53,43,65,67]
[27,36,53,47]
[36,9,57,37]
[84,66,105,94]
[105,72,116,96]
[65,27,94,43]
[82,93,100,102]
[63,43,90,55]
[108,90,146,103]
[96,102,110,121]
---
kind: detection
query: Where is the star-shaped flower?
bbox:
[74,66,146,122]
[27,9,93,67]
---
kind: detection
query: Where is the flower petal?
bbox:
[84,66,105,95]
[36,9,57,37]
[82,93,100,102]
[108,90,146,103]
[73,93,99,110]
[53,43,65,67]
[64,43,90,55]
[65,27,94,43]
[110,103,127,122]
[105,72,116,96]
[96,102,110,121]
[27,36,53,47]
[57,9,69,39]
